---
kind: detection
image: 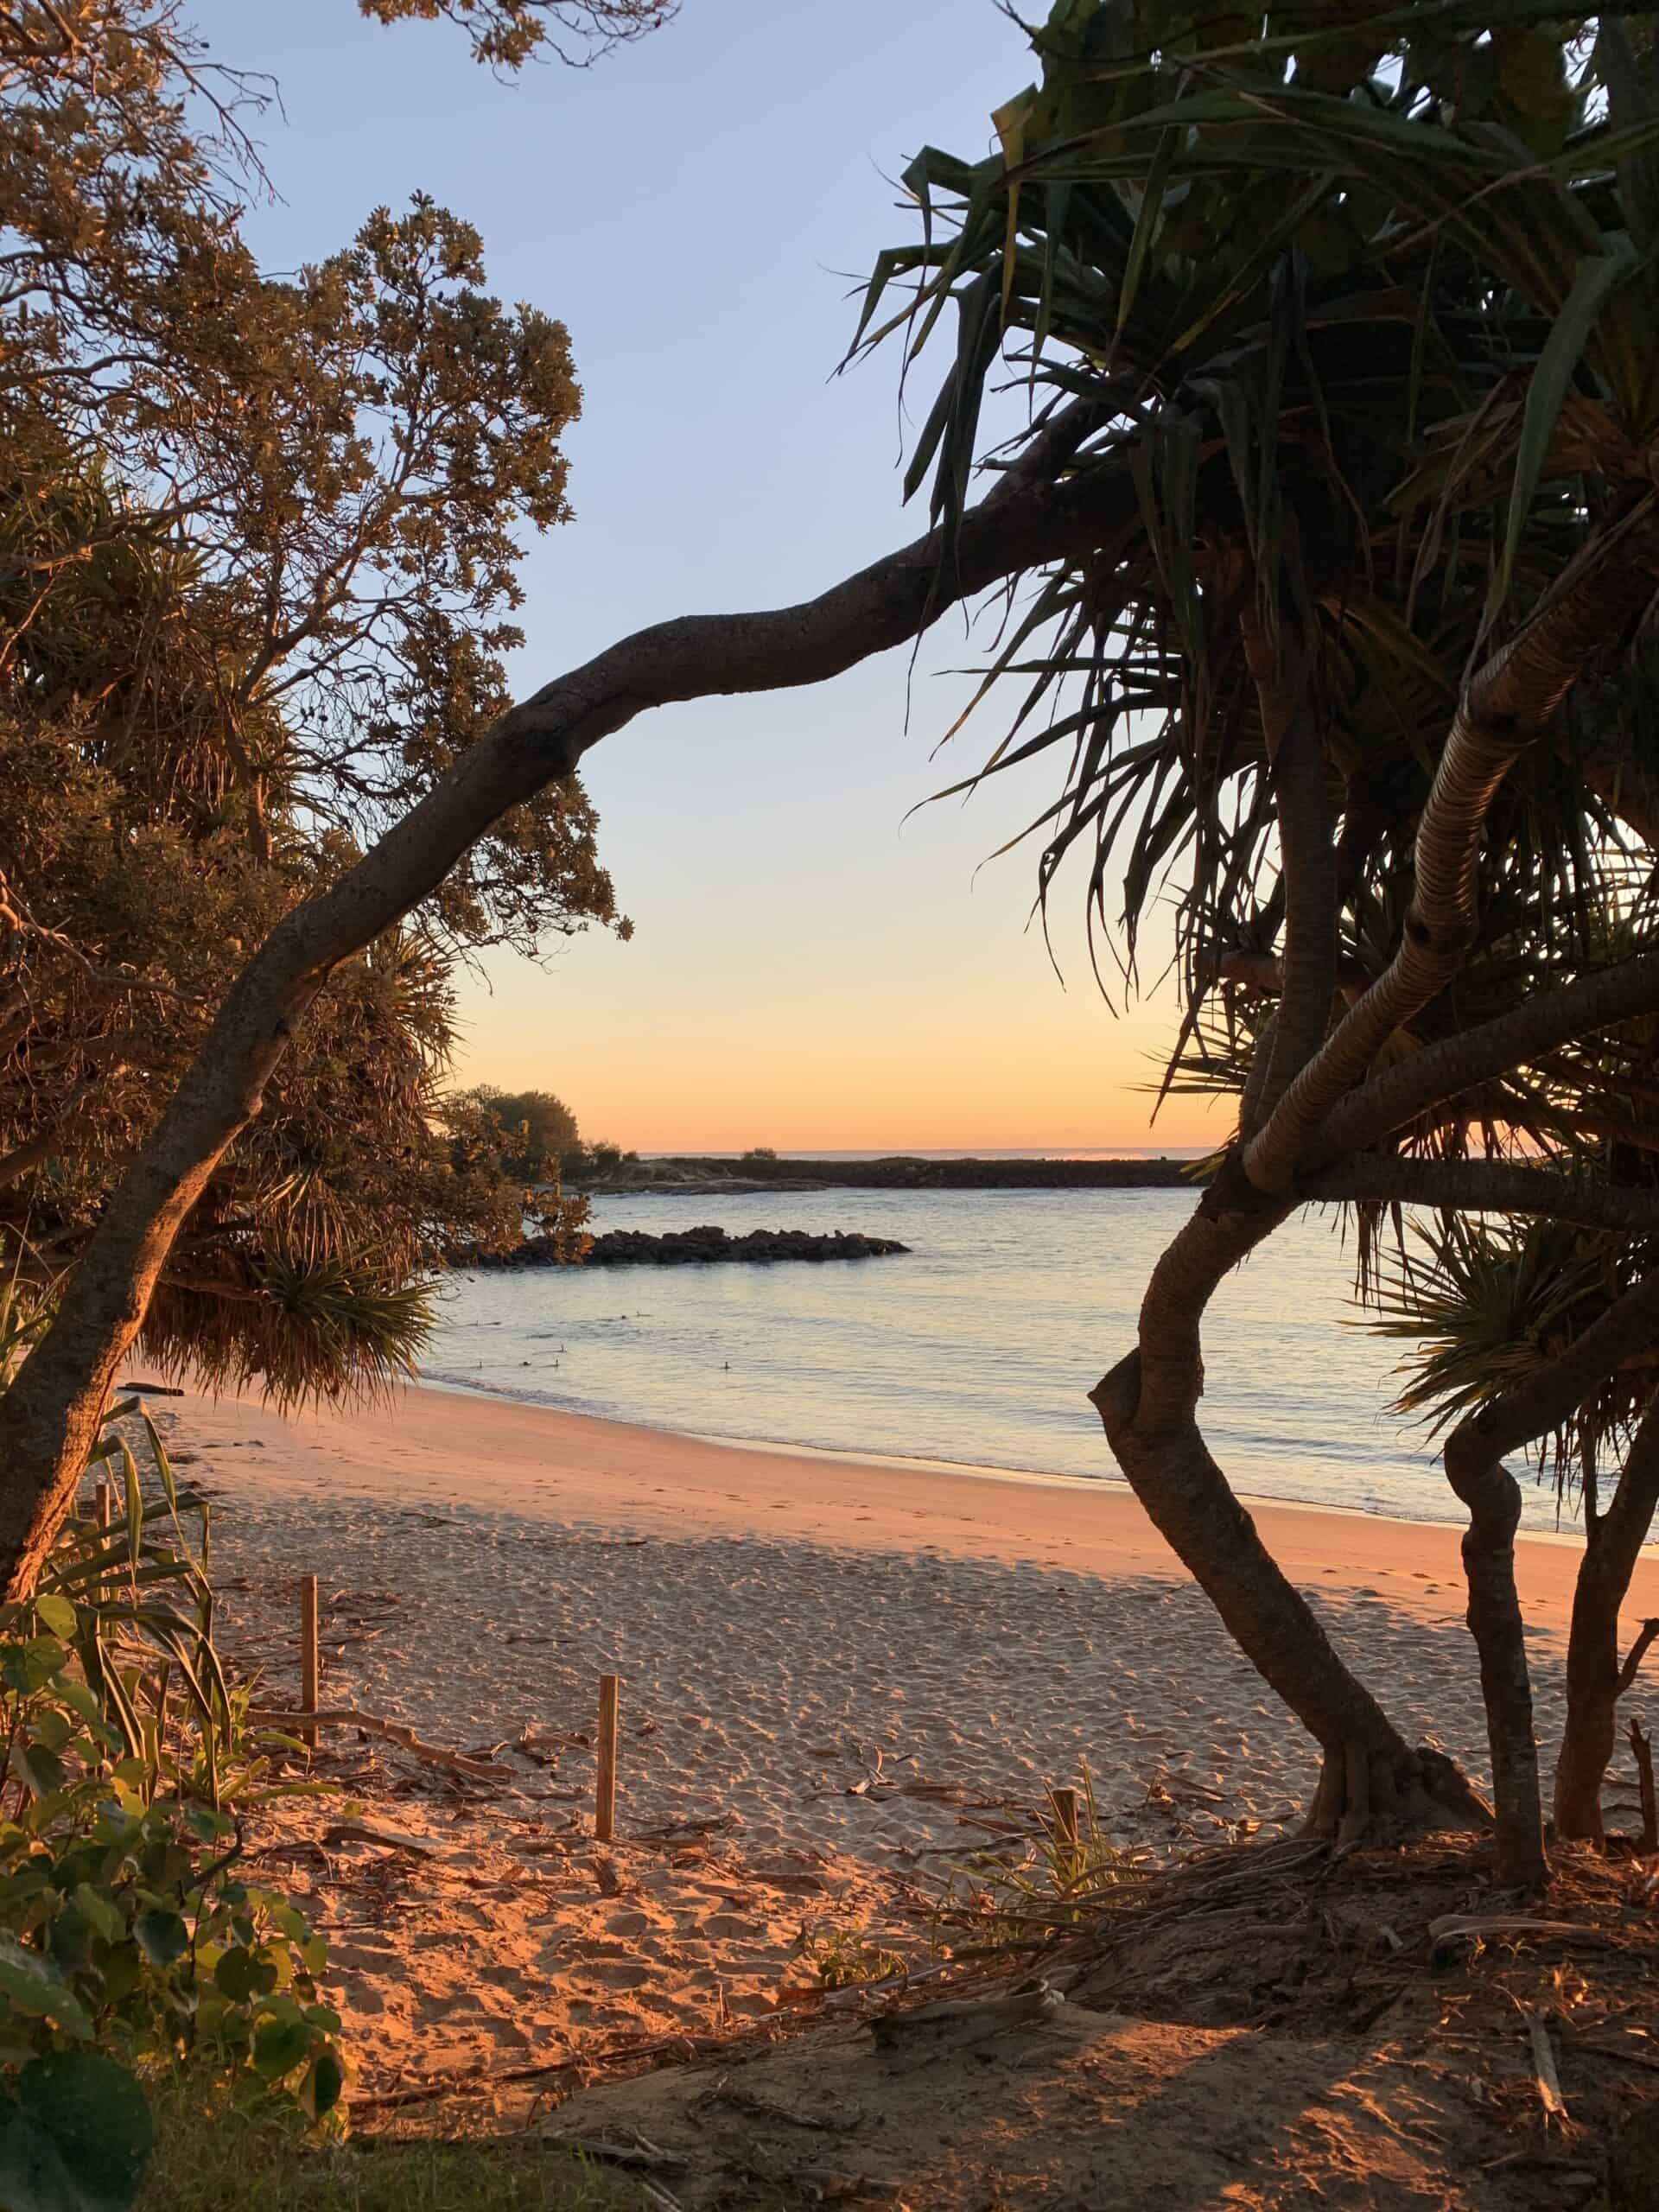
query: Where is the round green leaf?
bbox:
[130,1910,187,1969]
[213,1947,277,2003]
[70,1886,124,1948]
[0,1936,91,2035]
[298,2045,345,2121]
[0,2050,155,2212]
[251,2015,315,2081]
[29,1599,76,1643]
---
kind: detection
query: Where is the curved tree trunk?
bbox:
[1440,1281,1659,1878]
[1443,1431,1545,1888]
[1091,1166,1490,1840]
[1555,1402,1659,1842]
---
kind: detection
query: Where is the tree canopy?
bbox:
[0,1,635,1400]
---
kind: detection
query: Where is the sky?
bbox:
[228,0,1230,1154]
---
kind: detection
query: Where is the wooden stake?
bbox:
[300,1574,319,1752]
[595,1674,620,1843]
[93,1480,111,1529]
[1049,1785,1080,1855]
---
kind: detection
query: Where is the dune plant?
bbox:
[0,1294,341,2209]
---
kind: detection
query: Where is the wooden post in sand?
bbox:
[93,1479,111,1530]
[595,1674,620,1842]
[1049,1785,1080,1858]
[299,1575,320,1751]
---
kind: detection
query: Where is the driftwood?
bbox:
[250,1705,508,1781]
[1526,2012,1567,2120]
[534,2133,687,2173]
[1629,1716,1659,1853]
[1427,1914,1599,1958]
[320,1821,437,1857]
[868,1977,1065,2062]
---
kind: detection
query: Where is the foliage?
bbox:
[936,1770,1140,1950]
[435,1090,593,1262]
[452,1089,582,1182]
[853,1,1659,1478]
[847,3,1659,1858]
[797,1923,906,1991]
[855,1,1659,1014]
[359,0,676,72]
[0,2,636,1402]
[0,1292,345,2202]
[0,1349,342,2209]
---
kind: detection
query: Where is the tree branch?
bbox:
[1302,1156,1659,1234]
[1236,609,1337,1145]
[1311,947,1659,1165]
[0,452,1143,1597]
[1242,497,1659,1193]
[1618,1618,1659,1697]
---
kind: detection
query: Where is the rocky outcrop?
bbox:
[477,1224,911,1269]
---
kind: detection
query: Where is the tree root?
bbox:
[1303,1739,1492,1847]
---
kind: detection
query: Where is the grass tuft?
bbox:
[140,2086,647,2212]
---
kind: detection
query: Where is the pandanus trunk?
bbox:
[1554,1404,1659,1843]
[1092,1169,1489,1843]
[1443,1433,1546,1888]
[1096,1360,1488,1838]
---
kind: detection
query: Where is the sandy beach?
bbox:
[143,1378,1659,2101]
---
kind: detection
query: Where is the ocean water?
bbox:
[422,1187,1578,1535]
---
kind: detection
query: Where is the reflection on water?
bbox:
[422,1187,1567,1532]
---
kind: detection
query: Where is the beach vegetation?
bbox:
[139,2091,647,2212]
[0,1352,344,2209]
[0,0,630,1432]
[798,1922,907,1991]
[453,1090,584,1183]
[936,1770,1142,1952]
[837,0,1659,1885]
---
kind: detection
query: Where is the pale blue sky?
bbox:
[227,0,1213,1151]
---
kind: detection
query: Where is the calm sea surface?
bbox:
[423,1185,1578,1535]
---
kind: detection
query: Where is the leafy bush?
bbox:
[0,1356,341,2209]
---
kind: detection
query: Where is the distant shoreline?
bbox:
[574,1153,1211,1194]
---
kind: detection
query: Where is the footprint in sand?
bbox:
[570,1960,652,1991]
[699,1911,766,1941]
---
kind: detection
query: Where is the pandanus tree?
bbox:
[846,0,1659,1878]
[7,0,1659,1891]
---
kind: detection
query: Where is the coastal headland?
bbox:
[573,1153,1211,1195]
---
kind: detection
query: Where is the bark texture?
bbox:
[1555,1403,1659,1843]
[1441,1274,1659,1878]
[1091,1165,1489,1838]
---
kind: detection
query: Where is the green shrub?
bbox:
[0,1338,340,2209]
